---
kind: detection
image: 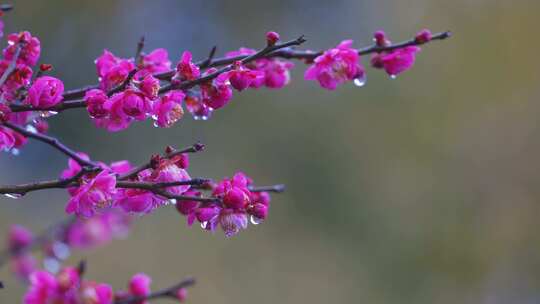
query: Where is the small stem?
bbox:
[249,184,286,193]
[114,277,195,304]
[2,122,99,168]
[8,31,451,113]
[118,142,205,180]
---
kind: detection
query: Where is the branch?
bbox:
[115,277,196,304]
[159,35,307,93]
[249,184,286,193]
[118,142,205,180]
[1,122,99,168]
[8,31,450,113]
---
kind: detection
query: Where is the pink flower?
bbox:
[226,61,264,91]
[67,210,131,249]
[95,50,135,91]
[136,74,160,99]
[223,187,250,209]
[129,273,151,304]
[93,94,132,132]
[24,76,64,108]
[65,171,117,217]
[23,271,59,304]
[175,190,201,226]
[226,48,294,89]
[139,48,171,74]
[0,60,33,98]
[80,282,114,304]
[201,69,233,110]
[152,90,185,128]
[117,189,161,214]
[261,59,294,88]
[106,89,152,120]
[175,288,188,302]
[184,95,213,120]
[85,89,109,118]
[218,209,248,237]
[10,254,37,281]
[305,40,364,90]
[8,225,33,251]
[4,31,41,66]
[110,160,132,175]
[152,161,191,195]
[371,46,421,77]
[56,267,80,292]
[175,51,200,81]
[266,31,280,46]
[0,126,16,151]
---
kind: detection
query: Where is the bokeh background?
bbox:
[2,0,540,303]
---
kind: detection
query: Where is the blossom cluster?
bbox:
[0,28,437,155]
[23,267,188,304]
[59,149,272,237]
[178,172,271,237]
[7,210,132,281]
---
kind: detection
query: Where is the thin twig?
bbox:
[115,277,196,304]
[118,142,205,180]
[1,122,99,168]
[8,31,450,113]
[249,184,286,193]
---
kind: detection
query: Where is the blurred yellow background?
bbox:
[2,0,540,303]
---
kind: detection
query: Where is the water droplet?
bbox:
[4,193,22,199]
[52,242,70,260]
[250,215,263,225]
[200,221,208,229]
[25,125,37,133]
[43,257,60,274]
[169,199,177,205]
[390,74,397,80]
[39,111,58,118]
[353,76,367,87]
[10,148,19,156]
[152,121,160,128]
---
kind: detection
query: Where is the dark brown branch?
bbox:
[1,122,99,168]
[119,142,205,180]
[249,184,286,193]
[159,35,307,93]
[115,277,196,304]
[8,31,450,113]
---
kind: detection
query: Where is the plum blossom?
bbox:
[201,69,233,110]
[175,51,200,81]
[4,31,41,66]
[85,89,109,118]
[95,50,135,91]
[139,48,171,74]
[128,273,152,304]
[67,210,132,249]
[65,171,117,217]
[226,61,264,91]
[23,268,114,304]
[24,76,64,108]
[371,46,421,77]
[226,48,294,89]
[184,94,213,120]
[304,40,364,90]
[152,90,185,128]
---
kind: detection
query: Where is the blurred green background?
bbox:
[2,0,540,303]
